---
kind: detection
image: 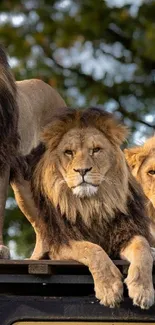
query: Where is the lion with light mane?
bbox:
[125,137,155,224]
[14,108,155,309]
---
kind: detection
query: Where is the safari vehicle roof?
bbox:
[0,259,155,324]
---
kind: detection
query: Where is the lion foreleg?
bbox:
[121,235,154,309]
[11,177,49,259]
[0,166,10,259]
[50,240,123,307]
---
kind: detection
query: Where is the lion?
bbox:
[13,107,155,309]
[124,137,155,224]
[0,46,67,258]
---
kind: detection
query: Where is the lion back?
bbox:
[0,46,19,170]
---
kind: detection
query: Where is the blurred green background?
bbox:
[1,0,155,258]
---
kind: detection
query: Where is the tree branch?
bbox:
[42,43,155,129]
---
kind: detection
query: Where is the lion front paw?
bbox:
[125,265,154,309]
[94,265,123,308]
[0,245,10,259]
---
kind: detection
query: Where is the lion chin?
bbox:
[72,183,98,198]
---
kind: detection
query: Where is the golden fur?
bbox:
[17,108,154,309]
[124,136,155,222]
[0,75,67,258]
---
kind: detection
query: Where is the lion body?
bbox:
[20,108,154,308]
[16,79,66,154]
[27,109,152,256]
[124,137,155,222]
[0,47,67,258]
[10,79,66,256]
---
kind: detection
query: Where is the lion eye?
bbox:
[64,149,73,156]
[148,170,155,175]
[93,147,101,153]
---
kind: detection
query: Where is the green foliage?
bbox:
[0,0,155,257]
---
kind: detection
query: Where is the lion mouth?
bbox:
[71,181,99,189]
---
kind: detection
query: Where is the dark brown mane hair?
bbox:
[0,45,19,170]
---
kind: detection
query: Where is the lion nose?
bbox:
[73,167,92,176]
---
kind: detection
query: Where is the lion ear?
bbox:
[99,118,129,146]
[109,124,129,146]
[41,120,66,149]
[124,147,145,170]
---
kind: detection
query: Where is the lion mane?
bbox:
[0,46,19,169]
[0,46,19,258]
[23,108,152,257]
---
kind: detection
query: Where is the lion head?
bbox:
[124,136,155,221]
[32,108,131,224]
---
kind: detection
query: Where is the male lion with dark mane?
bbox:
[14,108,155,309]
[125,137,155,224]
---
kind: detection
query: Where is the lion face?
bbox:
[37,108,129,223]
[125,137,155,209]
[56,127,116,198]
[138,154,155,208]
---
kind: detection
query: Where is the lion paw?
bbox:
[0,245,10,259]
[94,266,123,308]
[125,266,154,309]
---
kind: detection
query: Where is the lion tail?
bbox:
[0,46,19,169]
